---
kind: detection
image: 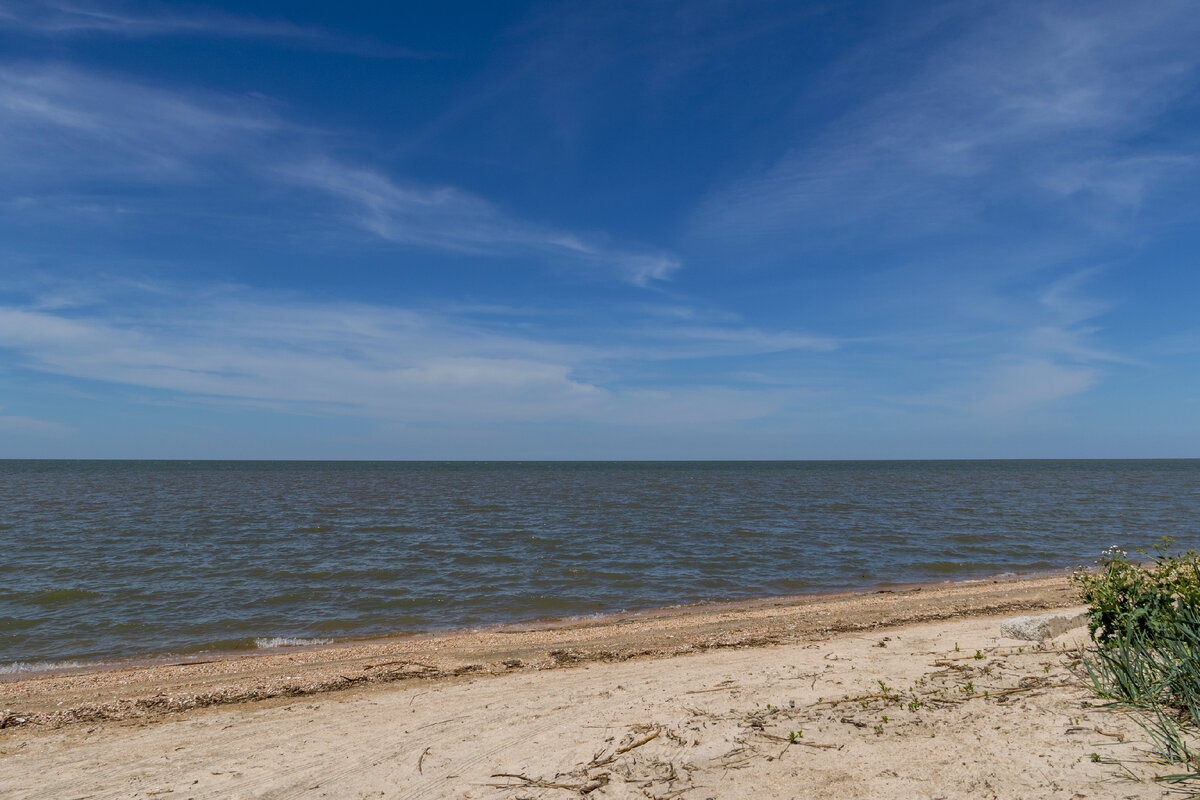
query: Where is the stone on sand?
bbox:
[1000,612,1086,641]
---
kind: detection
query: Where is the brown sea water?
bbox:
[1,460,1197,668]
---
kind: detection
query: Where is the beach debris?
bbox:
[1000,612,1086,641]
[0,711,28,729]
[490,771,610,794]
[417,746,431,774]
[490,723,683,797]
[683,685,740,695]
[617,726,660,753]
[548,648,585,666]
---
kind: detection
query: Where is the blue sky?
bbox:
[0,0,1198,458]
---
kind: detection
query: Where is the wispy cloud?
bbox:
[0,65,680,285]
[278,159,681,285]
[901,268,1128,418]
[681,1,1191,423]
[692,0,1200,243]
[0,283,821,426]
[0,0,421,57]
[643,325,837,354]
[0,65,278,180]
[971,358,1100,418]
[0,411,70,435]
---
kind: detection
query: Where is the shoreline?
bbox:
[0,570,1083,731]
[1,564,1081,684]
[3,569,1161,800]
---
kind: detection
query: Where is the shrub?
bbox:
[1073,538,1200,645]
[1074,538,1200,776]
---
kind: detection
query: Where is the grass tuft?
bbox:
[1074,539,1200,781]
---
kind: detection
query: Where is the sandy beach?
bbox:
[0,574,1170,798]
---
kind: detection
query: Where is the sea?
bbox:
[2,459,1198,671]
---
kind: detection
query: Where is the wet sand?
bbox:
[0,573,1167,798]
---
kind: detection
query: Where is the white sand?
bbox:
[0,597,1170,799]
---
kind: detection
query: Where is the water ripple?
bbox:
[1,459,1197,664]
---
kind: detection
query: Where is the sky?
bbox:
[0,0,1198,459]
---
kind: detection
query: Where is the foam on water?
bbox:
[0,660,86,675]
[253,637,334,649]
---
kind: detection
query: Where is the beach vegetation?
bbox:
[1075,538,1200,645]
[1074,539,1200,780]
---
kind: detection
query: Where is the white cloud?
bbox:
[0,288,820,426]
[0,66,680,285]
[0,0,417,56]
[692,0,1200,242]
[278,159,681,285]
[0,65,277,179]
[660,325,837,353]
[0,411,70,435]
[972,358,1100,418]
[888,267,1126,419]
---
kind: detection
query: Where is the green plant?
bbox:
[788,730,802,743]
[1075,541,1200,779]
[1074,538,1200,645]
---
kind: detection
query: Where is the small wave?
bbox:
[26,588,103,607]
[0,660,85,675]
[253,637,333,649]
[0,616,37,632]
